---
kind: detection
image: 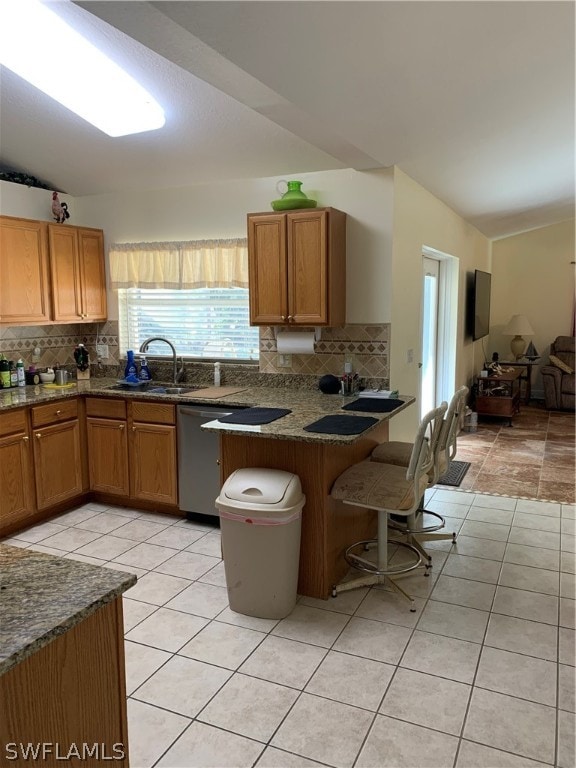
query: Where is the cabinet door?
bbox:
[86,417,129,496]
[0,432,35,533]
[78,228,107,320]
[248,214,288,324]
[287,210,328,325]
[33,420,83,510]
[48,224,82,322]
[130,423,177,505]
[0,217,51,324]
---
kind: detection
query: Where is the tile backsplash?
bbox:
[259,323,390,381]
[0,321,120,370]
[0,321,389,389]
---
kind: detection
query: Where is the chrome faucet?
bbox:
[139,337,184,384]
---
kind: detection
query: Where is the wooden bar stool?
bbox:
[330,404,447,611]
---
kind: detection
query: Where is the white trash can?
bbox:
[216,468,305,619]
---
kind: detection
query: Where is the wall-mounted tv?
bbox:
[468,269,492,341]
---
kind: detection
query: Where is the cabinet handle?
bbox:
[281,315,286,321]
[119,424,125,430]
[22,436,29,442]
[287,315,294,322]
[56,409,62,415]
[36,433,42,439]
[216,459,221,466]
[132,426,136,432]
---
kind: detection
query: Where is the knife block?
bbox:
[76,368,90,381]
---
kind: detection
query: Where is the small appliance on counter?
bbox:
[74,344,90,380]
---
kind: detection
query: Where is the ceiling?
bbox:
[1,1,574,239]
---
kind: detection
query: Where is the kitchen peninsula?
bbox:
[0,381,413,600]
[201,393,414,599]
[0,544,135,767]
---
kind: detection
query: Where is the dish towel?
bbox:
[341,398,404,413]
[303,414,378,435]
[218,407,291,425]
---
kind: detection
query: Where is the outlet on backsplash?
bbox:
[277,354,292,368]
[96,344,109,359]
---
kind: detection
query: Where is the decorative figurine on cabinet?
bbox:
[51,191,70,224]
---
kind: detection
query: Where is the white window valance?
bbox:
[109,238,249,290]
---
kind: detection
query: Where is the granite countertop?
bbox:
[0,379,415,445]
[0,545,136,676]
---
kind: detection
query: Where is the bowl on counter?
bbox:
[39,371,55,383]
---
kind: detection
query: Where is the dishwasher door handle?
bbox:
[179,406,233,420]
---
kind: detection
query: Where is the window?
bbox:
[118,287,259,361]
[110,237,258,362]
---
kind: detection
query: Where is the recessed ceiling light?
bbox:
[0,0,165,137]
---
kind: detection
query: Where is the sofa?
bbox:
[541,336,575,410]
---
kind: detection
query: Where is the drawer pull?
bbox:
[56,410,62,415]
[36,433,42,439]
[22,436,29,442]
[119,424,125,430]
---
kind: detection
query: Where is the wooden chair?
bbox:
[330,403,447,611]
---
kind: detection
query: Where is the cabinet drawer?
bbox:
[32,398,78,428]
[85,397,127,420]
[131,401,175,425]
[0,408,28,438]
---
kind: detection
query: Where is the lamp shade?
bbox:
[503,315,535,336]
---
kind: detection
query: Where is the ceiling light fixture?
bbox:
[0,0,165,137]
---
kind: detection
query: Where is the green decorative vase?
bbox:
[281,180,308,200]
[271,180,317,211]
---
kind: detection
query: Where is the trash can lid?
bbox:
[222,468,302,506]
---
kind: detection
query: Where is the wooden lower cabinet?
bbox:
[130,422,177,505]
[85,398,178,508]
[33,419,83,510]
[0,597,129,768]
[0,410,35,534]
[86,417,129,496]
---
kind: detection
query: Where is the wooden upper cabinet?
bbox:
[49,224,107,323]
[248,208,346,327]
[0,216,51,325]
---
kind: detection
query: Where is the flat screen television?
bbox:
[470,269,491,341]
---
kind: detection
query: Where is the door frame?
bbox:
[421,245,459,407]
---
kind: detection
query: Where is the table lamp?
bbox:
[503,314,535,360]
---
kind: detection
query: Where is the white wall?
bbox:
[390,168,492,440]
[0,181,76,223]
[489,219,575,397]
[72,168,395,323]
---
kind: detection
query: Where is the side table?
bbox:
[499,360,540,404]
[476,368,524,426]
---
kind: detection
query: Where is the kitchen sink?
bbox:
[105,384,197,395]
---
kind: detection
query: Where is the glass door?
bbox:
[421,257,440,418]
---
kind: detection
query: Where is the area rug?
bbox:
[438,460,471,487]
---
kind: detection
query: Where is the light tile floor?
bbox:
[3,490,575,768]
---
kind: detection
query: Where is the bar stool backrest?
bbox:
[437,386,469,469]
[407,403,448,485]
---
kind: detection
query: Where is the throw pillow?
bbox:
[549,354,574,374]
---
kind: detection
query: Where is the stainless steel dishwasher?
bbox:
[177,403,245,516]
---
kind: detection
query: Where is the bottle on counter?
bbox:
[138,355,152,381]
[0,356,9,389]
[16,359,25,387]
[9,361,18,388]
[124,350,137,379]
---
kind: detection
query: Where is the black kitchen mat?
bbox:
[303,414,378,435]
[217,407,291,425]
[341,398,405,413]
[438,460,471,487]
